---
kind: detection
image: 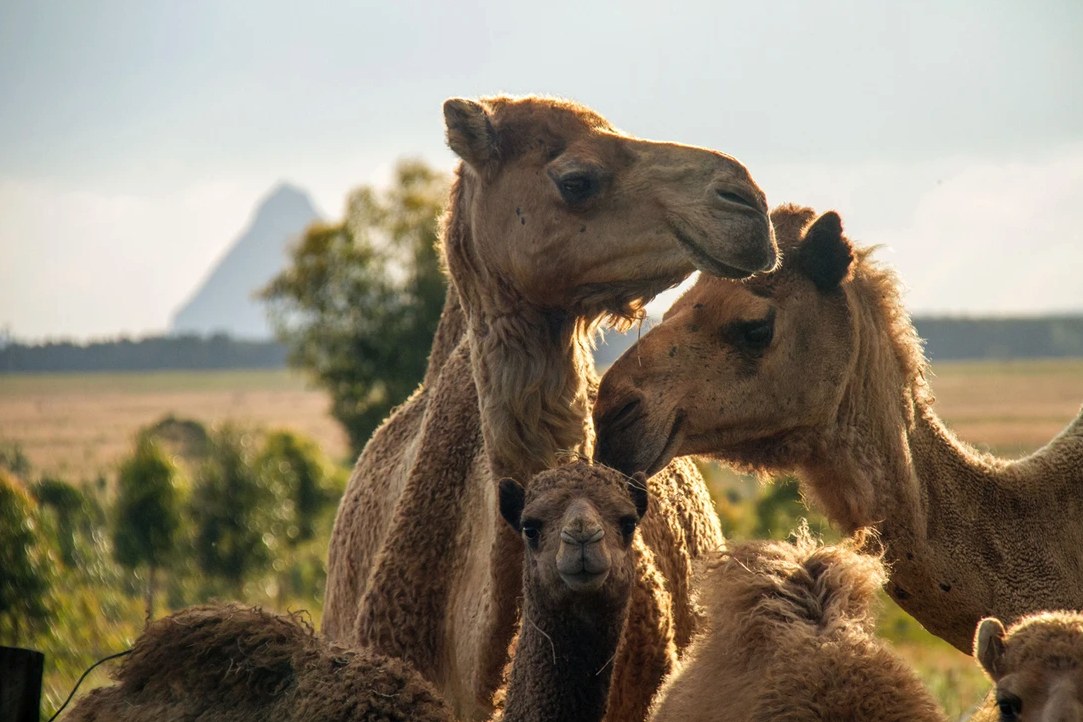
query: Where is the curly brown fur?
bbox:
[595,203,1083,653]
[649,534,946,722]
[66,604,454,722]
[971,611,1083,722]
[323,94,774,719]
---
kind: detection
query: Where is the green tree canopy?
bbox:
[32,476,88,568]
[263,159,450,456]
[257,430,339,545]
[0,469,52,638]
[113,436,181,616]
[190,426,276,594]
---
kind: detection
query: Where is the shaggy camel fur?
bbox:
[69,463,650,722]
[649,534,946,722]
[323,95,777,719]
[594,203,1083,653]
[971,612,1083,722]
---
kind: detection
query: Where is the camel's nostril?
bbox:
[716,188,758,210]
[561,527,605,546]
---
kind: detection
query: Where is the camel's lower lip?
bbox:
[645,412,685,477]
[672,229,760,279]
[560,570,610,592]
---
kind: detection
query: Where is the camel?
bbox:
[648,533,946,722]
[322,95,777,719]
[68,462,651,722]
[972,611,1083,722]
[594,203,1083,653]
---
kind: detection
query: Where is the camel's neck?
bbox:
[502,596,627,722]
[466,302,597,482]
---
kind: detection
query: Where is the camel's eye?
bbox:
[726,310,775,352]
[556,172,598,205]
[619,516,638,539]
[996,694,1021,720]
[521,520,542,547]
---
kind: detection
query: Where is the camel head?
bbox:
[499,462,647,609]
[976,613,1083,722]
[442,95,777,320]
[594,204,868,476]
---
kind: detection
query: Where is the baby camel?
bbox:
[68,462,649,722]
[972,612,1083,722]
[650,533,946,722]
[595,204,1083,652]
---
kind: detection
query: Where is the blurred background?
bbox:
[1,1,1081,718]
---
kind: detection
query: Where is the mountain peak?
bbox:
[170,183,322,339]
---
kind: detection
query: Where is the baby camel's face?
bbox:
[519,486,640,602]
[993,667,1083,722]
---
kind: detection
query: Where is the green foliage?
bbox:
[190,427,276,592]
[113,437,181,572]
[263,159,450,456]
[0,469,52,638]
[257,430,339,545]
[32,476,88,568]
[0,439,31,476]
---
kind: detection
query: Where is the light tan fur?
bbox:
[649,533,946,721]
[595,203,1083,653]
[972,612,1083,722]
[323,95,777,720]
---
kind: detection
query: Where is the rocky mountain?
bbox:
[170,183,320,339]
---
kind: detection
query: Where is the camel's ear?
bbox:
[626,471,649,520]
[498,478,526,531]
[444,98,498,171]
[796,211,854,292]
[975,617,1007,679]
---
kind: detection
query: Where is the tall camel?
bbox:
[322,95,777,720]
[594,204,1083,653]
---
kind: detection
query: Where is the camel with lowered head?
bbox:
[594,203,1083,653]
[972,611,1083,722]
[68,462,650,722]
[649,532,946,722]
[322,95,777,720]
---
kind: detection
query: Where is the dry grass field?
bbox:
[0,369,351,478]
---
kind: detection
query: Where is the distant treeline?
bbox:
[0,334,287,373]
[2,316,1082,373]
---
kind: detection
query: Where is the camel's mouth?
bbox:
[559,569,611,593]
[671,226,764,280]
[645,411,685,477]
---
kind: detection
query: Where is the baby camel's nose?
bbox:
[560,525,605,546]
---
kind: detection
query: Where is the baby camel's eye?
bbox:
[521,520,542,546]
[996,694,1021,720]
[725,309,775,353]
[619,516,638,538]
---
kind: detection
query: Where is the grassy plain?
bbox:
[0,369,350,477]
[1,358,1081,719]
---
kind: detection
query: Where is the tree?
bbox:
[190,426,276,595]
[32,476,87,568]
[0,470,52,638]
[257,430,337,545]
[113,436,181,618]
[263,159,450,456]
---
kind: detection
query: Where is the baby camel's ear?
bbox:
[626,471,649,520]
[498,478,526,531]
[975,617,1008,679]
[796,211,854,292]
[444,98,499,172]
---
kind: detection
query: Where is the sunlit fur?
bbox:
[649,532,946,722]
[595,203,1083,653]
[324,95,775,720]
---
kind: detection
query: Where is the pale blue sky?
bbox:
[2,0,1081,340]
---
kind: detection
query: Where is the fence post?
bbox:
[0,646,44,722]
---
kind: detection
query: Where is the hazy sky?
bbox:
[2,0,1081,340]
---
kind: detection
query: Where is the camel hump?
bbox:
[699,530,887,632]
